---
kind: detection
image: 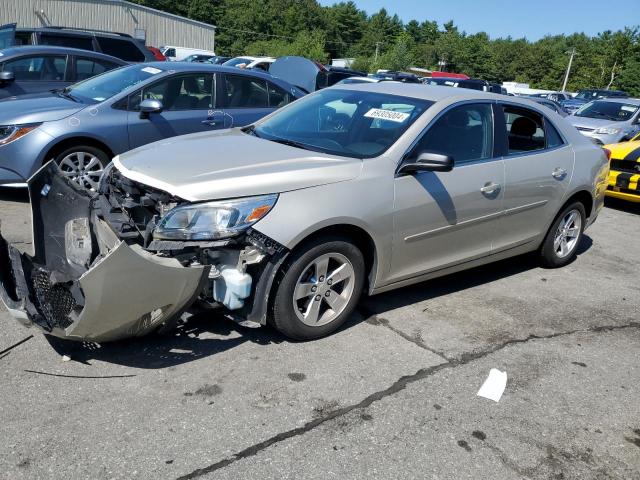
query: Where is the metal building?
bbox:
[1,0,216,51]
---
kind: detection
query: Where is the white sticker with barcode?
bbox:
[364,108,410,123]
[141,66,162,75]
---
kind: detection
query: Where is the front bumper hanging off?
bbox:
[0,163,209,342]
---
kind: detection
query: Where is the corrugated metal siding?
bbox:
[1,0,216,51]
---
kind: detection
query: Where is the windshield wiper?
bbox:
[267,137,313,151]
[52,87,79,103]
[243,125,261,138]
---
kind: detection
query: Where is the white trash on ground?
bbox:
[477,368,507,402]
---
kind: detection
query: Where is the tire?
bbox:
[539,202,586,268]
[271,237,365,340]
[53,145,109,191]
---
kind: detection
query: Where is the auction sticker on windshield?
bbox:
[364,108,410,123]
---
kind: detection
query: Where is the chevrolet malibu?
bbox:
[0,84,609,342]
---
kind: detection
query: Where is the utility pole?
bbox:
[561,48,578,92]
[374,42,382,62]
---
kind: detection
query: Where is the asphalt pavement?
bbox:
[0,188,638,480]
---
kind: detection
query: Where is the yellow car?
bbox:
[604,132,640,203]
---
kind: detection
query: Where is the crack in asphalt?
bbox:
[177,321,640,479]
[359,308,452,362]
[24,370,136,379]
[0,335,33,357]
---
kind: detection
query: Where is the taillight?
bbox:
[602,148,611,161]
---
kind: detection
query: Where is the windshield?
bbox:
[67,65,165,103]
[223,57,253,68]
[253,88,433,159]
[575,100,639,122]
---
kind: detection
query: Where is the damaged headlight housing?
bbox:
[153,194,278,240]
[0,124,41,146]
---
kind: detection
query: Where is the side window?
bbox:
[546,120,565,148]
[267,83,292,108]
[412,103,494,163]
[164,48,176,58]
[3,55,67,81]
[223,75,268,108]
[75,58,118,81]
[130,74,213,111]
[503,105,545,154]
[39,33,94,51]
[97,37,145,62]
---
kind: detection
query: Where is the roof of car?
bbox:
[335,81,504,102]
[587,97,640,105]
[0,45,128,63]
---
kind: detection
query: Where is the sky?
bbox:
[318,0,639,40]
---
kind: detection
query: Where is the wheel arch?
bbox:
[286,223,380,294]
[41,136,115,166]
[562,189,594,219]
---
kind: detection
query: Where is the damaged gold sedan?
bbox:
[0,84,608,343]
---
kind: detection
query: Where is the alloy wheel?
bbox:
[553,209,582,258]
[58,151,105,190]
[293,252,356,327]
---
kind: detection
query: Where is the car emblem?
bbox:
[635,164,640,173]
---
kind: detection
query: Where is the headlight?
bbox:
[153,194,278,240]
[0,124,41,146]
[594,127,621,135]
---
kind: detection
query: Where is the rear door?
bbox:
[0,54,69,98]
[0,23,16,49]
[72,56,122,82]
[127,72,219,149]
[217,73,274,127]
[492,103,574,251]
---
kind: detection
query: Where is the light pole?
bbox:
[561,48,578,92]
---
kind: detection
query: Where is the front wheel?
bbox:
[53,145,108,191]
[271,238,365,340]
[539,202,586,268]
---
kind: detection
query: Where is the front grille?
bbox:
[31,269,76,329]
[610,159,640,174]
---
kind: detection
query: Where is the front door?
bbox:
[127,72,223,149]
[492,103,574,251]
[0,54,68,99]
[389,102,505,283]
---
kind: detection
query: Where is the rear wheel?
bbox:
[53,145,108,191]
[539,202,586,268]
[272,237,365,340]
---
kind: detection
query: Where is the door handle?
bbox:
[480,182,501,195]
[201,119,220,126]
[552,168,567,179]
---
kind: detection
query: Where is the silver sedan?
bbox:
[0,84,609,342]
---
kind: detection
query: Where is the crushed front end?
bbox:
[0,163,287,342]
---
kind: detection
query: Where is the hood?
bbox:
[0,92,85,125]
[567,115,617,130]
[113,129,363,202]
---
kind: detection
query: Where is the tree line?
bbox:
[133,0,640,95]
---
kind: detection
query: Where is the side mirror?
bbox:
[399,152,454,175]
[0,71,15,86]
[139,99,163,119]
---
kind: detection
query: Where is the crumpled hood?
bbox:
[113,129,363,201]
[0,93,85,125]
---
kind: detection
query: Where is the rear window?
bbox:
[97,37,145,62]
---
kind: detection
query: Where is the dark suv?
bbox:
[0,45,126,99]
[0,23,154,62]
